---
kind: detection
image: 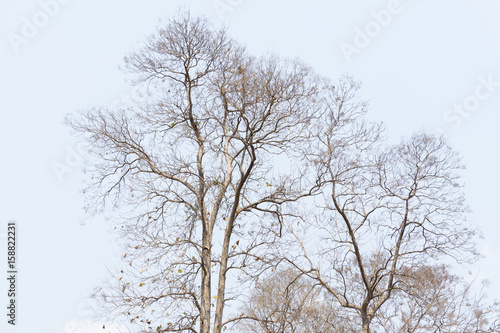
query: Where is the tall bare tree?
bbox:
[67,11,323,333]
[284,77,485,333]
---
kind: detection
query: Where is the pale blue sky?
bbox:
[1,1,499,332]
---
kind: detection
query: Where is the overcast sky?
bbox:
[1,1,500,332]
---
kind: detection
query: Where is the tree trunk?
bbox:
[361,316,371,333]
[200,228,212,333]
[212,219,233,333]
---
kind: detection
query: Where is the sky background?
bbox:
[1,1,499,332]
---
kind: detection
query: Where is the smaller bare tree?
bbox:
[239,268,346,333]
[375,265,500,332]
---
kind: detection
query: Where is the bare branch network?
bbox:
[67,11,499,333]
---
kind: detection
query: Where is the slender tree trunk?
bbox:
[361,315,371,333]
[200,228,212,333]
[212,223,232,333]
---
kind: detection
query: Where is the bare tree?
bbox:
[238,268,345,333]
[67,11,322,333]
[246,265,500,333]
[374,264,500,332]
[285,77,485,333]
